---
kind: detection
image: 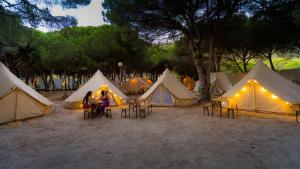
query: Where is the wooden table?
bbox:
[128,100,139,118]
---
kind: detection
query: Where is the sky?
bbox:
[38,0,105,31]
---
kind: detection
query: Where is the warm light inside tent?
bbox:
[93,85,124,105]
[146,79,153,85]
[131,79,138,84]
[227,79,292,113]
[183,77,195,90]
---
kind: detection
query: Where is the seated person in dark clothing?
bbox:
[97,90,106,115]
[83,91,93,108]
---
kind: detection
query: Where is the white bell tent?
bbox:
[65,70,127,108]
[0,62,53,124]
[194,72,234,95]
[139,69,198,106]
[222,61,300,113]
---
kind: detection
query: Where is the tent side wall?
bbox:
[0,88,52,124]
[144,84,197,106]
[0,90,16,123]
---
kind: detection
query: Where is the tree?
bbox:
[252,0,300,70]
[103,0,251,100]
[1,0,77,28]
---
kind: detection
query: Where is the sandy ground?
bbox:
[0,92,300,169]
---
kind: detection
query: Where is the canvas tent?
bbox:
[194,72,234,95]
[122,77,151,94]
[280,68,300,86]
[0,62,53,124]
[139,69,198,106]
[65,70,127,109]
[108,76,122,90]
[222,61,300,113]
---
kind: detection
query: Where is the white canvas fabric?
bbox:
[194,72,234,94]
[0,62,53,123]
[122,77,150,93]
[210,72,233,94]
[139,69,197,106]
[222,61,300,113]
[227,73,245,85]
[280,68,300,85]
[65,70,127,103]
[0,62,53,106]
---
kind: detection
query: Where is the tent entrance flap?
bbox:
[149,85,174,106]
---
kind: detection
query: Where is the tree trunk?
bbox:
[242,60,248,72]
[189,39,210,100]
[267,52,275,71]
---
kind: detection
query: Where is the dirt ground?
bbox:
[0,92,300,169]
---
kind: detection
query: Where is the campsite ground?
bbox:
[0,92,300,169]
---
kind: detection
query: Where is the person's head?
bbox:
[83,91,92,102]
[101,90,105,96]
[86,91,92,98]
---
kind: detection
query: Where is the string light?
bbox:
[285,102,290,105]
[253,80,257,83]
[235,94,240,97]
[271,94,278,99]
[242,87,246,91]
[261,87,266,92]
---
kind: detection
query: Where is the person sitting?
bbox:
[104,91,110,107]
[97,91,107,115]
[83,91,93,108]
[82,91,93,118]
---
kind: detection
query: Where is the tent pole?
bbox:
[253,82,256,111]
[15,89,18,120]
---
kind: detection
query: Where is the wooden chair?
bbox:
[140,108,146,118]
[83,104,92,119]
[121,107,128,118]
[202,103,212,116]
[105,107,112,118]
